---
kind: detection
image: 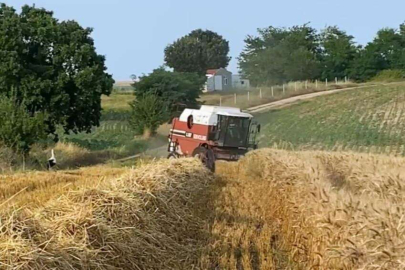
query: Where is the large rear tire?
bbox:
[192,147,216,173]
[167,153,179,159]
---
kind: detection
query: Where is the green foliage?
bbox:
[320,26,357,80]
[350,24,405,81]
[0,96,47,153]
[164,29,231,75]
[239,24,321,86]
[372,69,405,82]
[128,93,168,136]
[133,67,204,115]
[0,4,114,138]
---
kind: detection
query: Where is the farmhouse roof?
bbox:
[207,69,218,75]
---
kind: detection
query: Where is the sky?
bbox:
[3,0,405,81]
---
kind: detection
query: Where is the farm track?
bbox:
[247,83,387,113]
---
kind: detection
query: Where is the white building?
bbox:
[204,68,233,92]
[203,69,250,92]
[232,75,250,89]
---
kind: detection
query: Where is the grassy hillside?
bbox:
[256,83,405,155]
[202,80,357,109]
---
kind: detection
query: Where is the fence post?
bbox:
[305,80,308,89]
[283,84,285,95]
[260,88,262,99]
[271,86,274,97]
[325,78,328,89]
[335,77,338,85]
[316,80,318,89]
[219,96,222,106]
[345,76,348,83]
[248,91,250,101]
[295,82,297,91]
[234,93,237,104]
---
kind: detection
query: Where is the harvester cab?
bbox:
[167,105,260,172]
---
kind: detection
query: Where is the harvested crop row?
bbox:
[214,149,405,269]
[0,159,213,269]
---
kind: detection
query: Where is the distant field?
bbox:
[256,83,405,155]
[59,92,142,162]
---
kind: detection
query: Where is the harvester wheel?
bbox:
[167,153,179,159]
[192,147,216,173]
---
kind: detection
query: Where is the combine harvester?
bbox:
[167,105,260,172]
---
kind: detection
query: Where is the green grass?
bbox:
[59,92,144,160]
[256,83,405,155]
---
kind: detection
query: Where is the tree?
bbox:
[320,26,357,80]
[128,93,168,137]
[133,67,204,116]
[349,43,385,82]
[0,4,114,138]
[164,29,231,75]
[0,95,47,154]
[239,24,321,86]
[350,24,405,81]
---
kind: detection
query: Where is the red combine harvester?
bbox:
[167,105,260,172]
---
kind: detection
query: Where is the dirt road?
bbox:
[246,84,374,113]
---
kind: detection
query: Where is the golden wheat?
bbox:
[207,149,405,269]
[0,158,212,269]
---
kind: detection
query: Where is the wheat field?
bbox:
[1,149,405,269]
[205,149,405,269]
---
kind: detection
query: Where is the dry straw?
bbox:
[220,149,405,269]
[0,159,212,269]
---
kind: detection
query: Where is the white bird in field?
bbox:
[47,149,56,170]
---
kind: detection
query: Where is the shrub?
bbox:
[0,96,47,154]
[0,144,17,172]
[372,69,405,82]
[128,93,168,137]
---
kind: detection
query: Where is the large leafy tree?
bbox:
[133,67,204,116]
[0,4,114,138]
[320,26,357,80]
[164,29,231,75]
[239,24,321,86]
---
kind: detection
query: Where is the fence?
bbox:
[204,78,354,109]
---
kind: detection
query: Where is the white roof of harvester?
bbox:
[179,105,253,126]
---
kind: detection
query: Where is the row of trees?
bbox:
[239,23,405,86]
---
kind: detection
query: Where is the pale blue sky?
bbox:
[3,0,405,81]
